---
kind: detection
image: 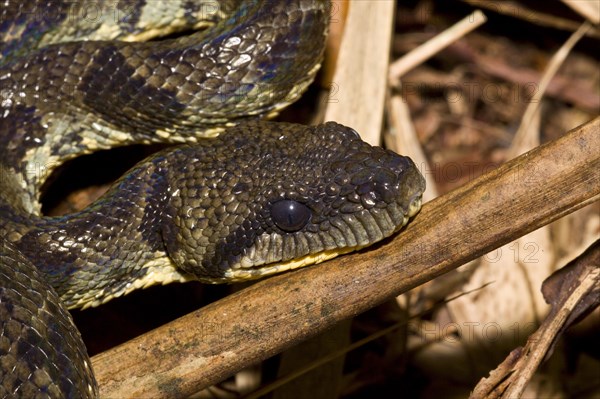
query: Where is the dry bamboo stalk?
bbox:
[92,117,600,398]
[276,1,396,397]
[323,0,396,145]
[320,0,349,87]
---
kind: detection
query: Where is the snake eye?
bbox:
[271,200,311,232]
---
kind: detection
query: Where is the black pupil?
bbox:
[271,200,311,232]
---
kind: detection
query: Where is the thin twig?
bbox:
[507,268,599,397]
[461,0,600,37]
[389,10,487,80]
[511,21,593,157]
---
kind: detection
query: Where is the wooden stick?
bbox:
[92,117,600,398]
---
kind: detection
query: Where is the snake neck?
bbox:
[0,0,330,209]
[0,1,244,64]
[3,150,190,309]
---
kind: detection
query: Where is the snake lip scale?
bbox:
[0,0,426,397]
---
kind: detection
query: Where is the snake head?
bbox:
[161,121,425,282]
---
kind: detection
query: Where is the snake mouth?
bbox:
[221,193,423,282]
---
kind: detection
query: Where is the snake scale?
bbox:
[0,0,425,397]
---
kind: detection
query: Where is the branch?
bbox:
[92,117,600,398]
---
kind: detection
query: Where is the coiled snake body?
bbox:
[0,1,425,396]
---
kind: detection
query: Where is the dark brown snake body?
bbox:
[0,1,425,396]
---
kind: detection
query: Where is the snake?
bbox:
[0,0,425,396]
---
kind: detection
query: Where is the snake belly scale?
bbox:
[0,0,425,396]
